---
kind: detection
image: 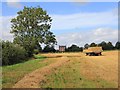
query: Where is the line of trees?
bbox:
[33,41,120,53]
[64,41,120,52]
[65,44,83,52]
[35,41,120,53]
[2,40,120,66]
[84,41,120,50]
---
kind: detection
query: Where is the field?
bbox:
[2,50,118,88]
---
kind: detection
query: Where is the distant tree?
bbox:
[10,6,57,57]
[42,45,56,53]
[98,41,107,50]
[84,43,89,49]
[79,47,83,52]
[107,42,114,50]
[66,44,83,52]
[98,41,114,50]
[115,41,120,49]
[89,42,97,47]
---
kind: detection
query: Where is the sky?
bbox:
[1,1,118,49]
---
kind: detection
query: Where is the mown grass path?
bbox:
[2,55,54,88]
[13,56,70,88]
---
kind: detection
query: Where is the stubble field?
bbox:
[2,50,119,88]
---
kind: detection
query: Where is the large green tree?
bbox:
[11,6,57,56]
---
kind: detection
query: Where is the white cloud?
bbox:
[1,8,118,48]
[56,28,118,48]
[0,16,14,41]
[51,9,117,30]
[6,0,22,8]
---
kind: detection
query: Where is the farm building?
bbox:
[59,46,66,52]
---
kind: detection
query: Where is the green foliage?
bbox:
[98,41,114,50]
[66,44,83,52]
[89,42,97,47]
[106,42,114,50]
[34,43,42,52]
[10,6,57,57]
[43,45,56,53]
[83,41,120,50]
[13,36,36,57]
[84,43,89,49]
[2,41,27,65]
[115,41,120,49]
[33,49,39,54]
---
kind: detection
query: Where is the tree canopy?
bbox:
[89,42,97,47]
[98,41,114,50]
[84,43,89,49]
[42,45,56,53]
[66,44,83,52]
[115,41,120,49]
[10,6,57,56]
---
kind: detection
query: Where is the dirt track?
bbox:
[13,51,118,88]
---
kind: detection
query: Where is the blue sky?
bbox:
[1,1,118,48]
[2,2,118,16]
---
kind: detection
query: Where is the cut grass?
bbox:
[2,51,118,88]
[40,53,117,88]
[2,55,54,88]
[40,59,97,88]
[40,61,97,88]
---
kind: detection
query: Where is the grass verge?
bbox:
[2,55,53,88]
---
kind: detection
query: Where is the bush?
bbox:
[2,41,27,65]
[13,37,36,57]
